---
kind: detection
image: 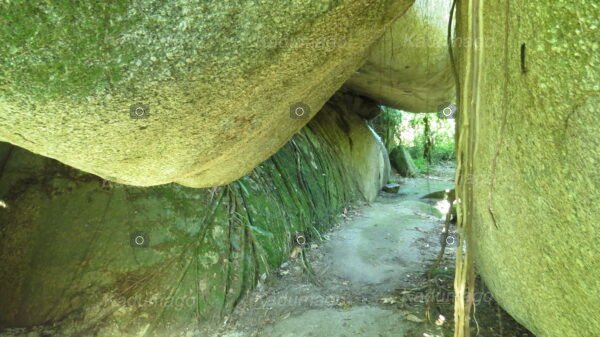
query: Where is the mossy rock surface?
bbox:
[0,0,411,188]
[389,145,418,177]
[0,94,387,335]
[455,1,600,336]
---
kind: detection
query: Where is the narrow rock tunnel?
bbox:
[0,1,598,337]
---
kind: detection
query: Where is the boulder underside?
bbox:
[0,0,411,188]
[346,0,455,112]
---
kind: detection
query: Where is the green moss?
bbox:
[0,1,338,99]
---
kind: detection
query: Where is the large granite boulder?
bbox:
[455,1,600,336]
[0,94,388,335]
[0,0,411,188]
[346,0,455,112]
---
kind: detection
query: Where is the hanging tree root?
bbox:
[300,249,322,287]
[452,0,481,335]
[424,205,454,321]
[427,202,454,279]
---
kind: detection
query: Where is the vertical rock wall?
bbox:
[455,1,599,336]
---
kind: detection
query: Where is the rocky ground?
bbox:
[0,165,534,337]
[209,166,534,337]
[210,177,448,336]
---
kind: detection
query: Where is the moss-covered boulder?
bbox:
[0,94,387,335]
[389,145,418,177]
[0,0,411,188]
[455,1,600,336]
[346,0,454,112]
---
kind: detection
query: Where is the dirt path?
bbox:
[213,173,455,337]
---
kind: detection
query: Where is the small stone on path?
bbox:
[382,183,401,193]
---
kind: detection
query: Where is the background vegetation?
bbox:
[372,106,455,173]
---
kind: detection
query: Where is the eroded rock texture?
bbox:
[0,0,410,187]
[0,95,387,335]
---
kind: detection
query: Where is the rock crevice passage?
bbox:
[0,95,387,335]
[216,176,455,337]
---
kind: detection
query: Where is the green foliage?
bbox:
[372,106,455,173]
[371,106,402,153]
[409,134,455,171]
[399,112,455,173]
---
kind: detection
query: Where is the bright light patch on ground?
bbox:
[434,189,452,216]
